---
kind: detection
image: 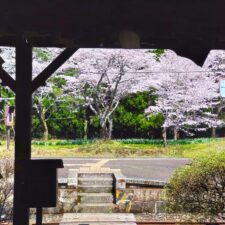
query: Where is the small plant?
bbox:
[106,208,113,214]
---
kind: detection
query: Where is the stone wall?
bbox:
[42,187,77,214]
[115,187,165,213]
[44,185,165,214]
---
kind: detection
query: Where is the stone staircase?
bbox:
[76,171,115,213]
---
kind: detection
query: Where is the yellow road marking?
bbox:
[91,159,109,169]
[80,159,110,169]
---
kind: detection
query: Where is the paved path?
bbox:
[56,158,191,182]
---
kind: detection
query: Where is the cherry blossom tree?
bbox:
[66,51,149,139]
[145,70,222,145]
[1,46,224,141]
[203,50,225,137]
[0,47,70,140]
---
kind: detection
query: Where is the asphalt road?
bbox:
[57,158,192,182]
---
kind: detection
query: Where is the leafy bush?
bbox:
[165,153,225,220]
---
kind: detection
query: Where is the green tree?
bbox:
[114,90,164,138]
[47,98,85,139]
[33,76,76,140]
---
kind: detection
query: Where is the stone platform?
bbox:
[59,213,136,225]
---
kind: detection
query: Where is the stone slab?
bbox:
[61,213,136,223]
[68,169,79,188]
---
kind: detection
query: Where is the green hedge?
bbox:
[32,138,223,146]
[118,138,222,145]
[32,139,93,146]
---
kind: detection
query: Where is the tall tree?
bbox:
[72,54,143,139]
[146,71,222,144]
[203,50,225,137]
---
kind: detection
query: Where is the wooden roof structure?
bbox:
[0,0,225,64]
[0,1,224,225]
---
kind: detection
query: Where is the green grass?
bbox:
[1,138,225,159]
[32,138,225,158]
[118,138,222,145]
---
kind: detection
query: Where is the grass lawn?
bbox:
[0,138,224,159]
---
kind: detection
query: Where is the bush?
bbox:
[0,158,13,221]
[165,153,225,221]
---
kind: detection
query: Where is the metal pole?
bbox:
[13,36,32,225]
[36,207,42,225]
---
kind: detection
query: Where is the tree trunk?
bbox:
[37,103,49,141]
[42,119,49,141]
[108,119,113,139]
[84,119,88,140]
[174,127,179,140]
[100,126,108,139]
[162,127,167,147]
[100,119,108,140]
[211,127,216,138]
[39,110,48,141]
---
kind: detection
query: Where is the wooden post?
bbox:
[6,127,10,150]
[36,207,42,225]
[13,36,32,225]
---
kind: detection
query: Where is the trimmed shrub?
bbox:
[165,153,225,220]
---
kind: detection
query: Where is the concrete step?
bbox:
[78,193,114,203]
[78,185,113,193]
[77,203,115,213]
[78,177,113,186]
[61,213,137,225]
[60,223,137,225]
[78,173,113,179]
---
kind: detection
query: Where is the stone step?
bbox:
[78,173,113,178]
[78,177,113,186]
[60,223,136,225]
[78,185,113,193]
[61,213,136,223]
[77,203,115,213]
[78,193,114,203]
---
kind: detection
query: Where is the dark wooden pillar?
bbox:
[13,36,32,225]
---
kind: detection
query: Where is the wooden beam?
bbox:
[13,36,32,225]
[0,68,16,92]
[31,48,77,93]
[0,57,16,92]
